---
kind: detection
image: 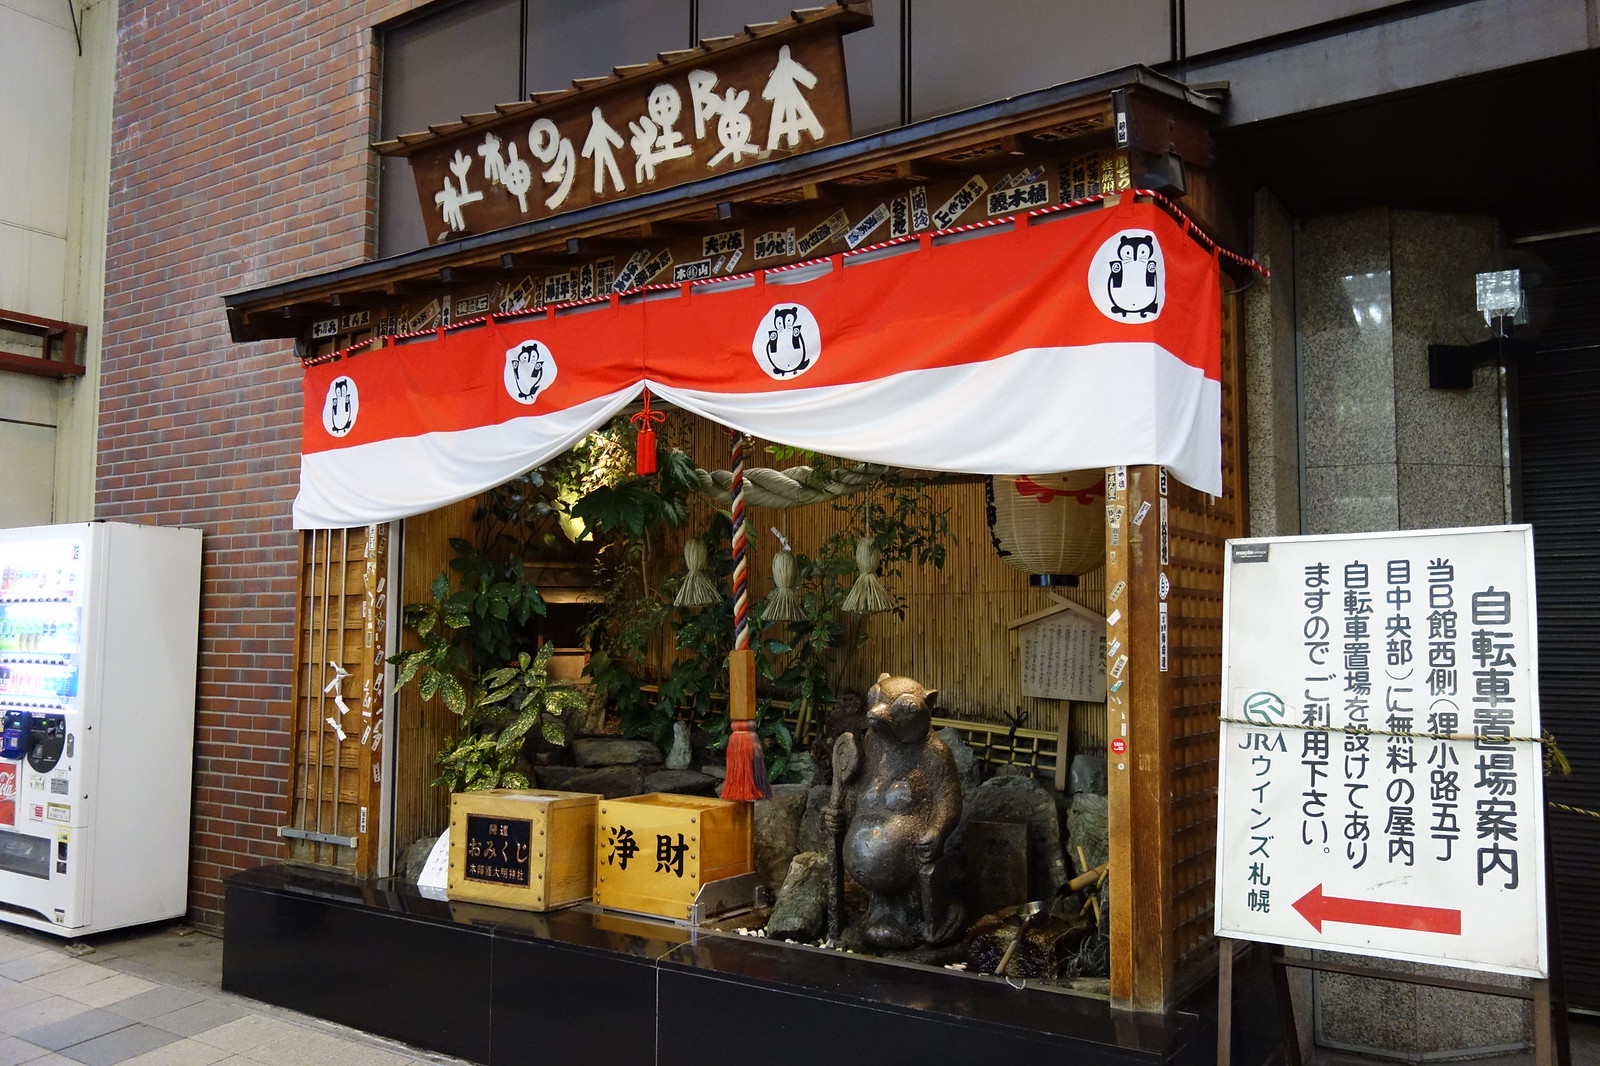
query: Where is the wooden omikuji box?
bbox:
[447,789,598,911]
[592,793,752,921]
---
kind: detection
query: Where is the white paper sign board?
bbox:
[1019,610,1107,702]
[1214,525,1546,977]
[416,830,451,901]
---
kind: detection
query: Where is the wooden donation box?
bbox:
[592,793,753,921]
[448,789,598,911]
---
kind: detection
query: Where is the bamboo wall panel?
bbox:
[670,416,1108,750]
[286,526,387,872]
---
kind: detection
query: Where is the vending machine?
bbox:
[0,522,201,935]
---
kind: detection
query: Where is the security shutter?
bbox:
[1513,233,1600,1009]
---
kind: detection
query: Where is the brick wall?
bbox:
[100,0,421,930]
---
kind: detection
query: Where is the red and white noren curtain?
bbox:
[297,200,1221,529]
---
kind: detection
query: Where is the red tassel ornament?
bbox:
[722,645,771,800]
[722,719,771,801]
[630,388,665,475]
[635,426,658,474]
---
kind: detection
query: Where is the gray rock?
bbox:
[1069,752,1108,795]
[398,836,439,883]
[965,819,1029,918]
[765,851,828,942]
[936,727,981,801]
[665,721,692,770]
[532,765,588,791]
[964,775,1068,901]
[701,763,726,780]
[778,751,818,787]
[643,769,719,796]
[535,763,646,798]
[1067,791,1109,871]
[798,784,833,855]
[752,784,811,895]
[571,737,664,768]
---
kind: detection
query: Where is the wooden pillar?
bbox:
[1107,463,1177,1011]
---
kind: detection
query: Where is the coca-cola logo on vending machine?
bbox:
[0,763,17,827]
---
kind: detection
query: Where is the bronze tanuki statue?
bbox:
[823,674,965,950]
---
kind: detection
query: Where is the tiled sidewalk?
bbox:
[0,922,469,1066]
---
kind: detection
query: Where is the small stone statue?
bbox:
[824,674,965,950]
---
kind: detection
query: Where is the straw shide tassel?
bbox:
[841,536,892,613]
[674,538,720,607]
[763,526,802,622]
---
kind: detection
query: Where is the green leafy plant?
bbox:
[391,573,475,716]
[572,445,699,738]
[583,467,953,782]
[759,476,953,720]
[433,644,587,792]
[569,447,700,537]
[388,477,557,717]
[390,456,608,788]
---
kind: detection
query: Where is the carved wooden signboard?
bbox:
[381,4,871,243]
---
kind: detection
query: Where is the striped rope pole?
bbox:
[723,428,769,799]
[730,430,750,652]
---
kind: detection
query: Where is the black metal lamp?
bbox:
[1428,257,1549,389]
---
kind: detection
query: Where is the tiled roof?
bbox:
[373,2,872,157]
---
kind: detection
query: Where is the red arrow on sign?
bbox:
[1292,884,1461,936]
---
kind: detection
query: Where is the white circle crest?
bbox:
[322,376,359,438]
[751,303,821,380]
[504,339,557,404]
[1087,229,1165,323]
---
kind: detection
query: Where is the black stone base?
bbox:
[223,864,1283,1066]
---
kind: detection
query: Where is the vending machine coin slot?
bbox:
[26,716,65,774]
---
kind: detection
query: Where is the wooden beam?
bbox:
[565,236,649,256]
[641,218,730,239]
[328,291,391,309]
[905,155,971,180]
[1107,462,1179,1013]
[437,265,511,285]
[715,199,805,221]
[500,251,576,270]
[387,277,447,296]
